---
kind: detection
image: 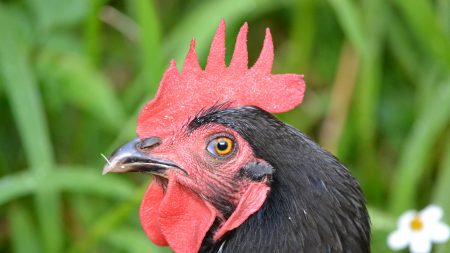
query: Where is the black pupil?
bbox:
[217,140,229,151]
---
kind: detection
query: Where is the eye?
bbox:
[207,136,235,157]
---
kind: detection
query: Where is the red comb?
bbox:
[137,20,305,138]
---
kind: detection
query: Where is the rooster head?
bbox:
[103,20,306,253]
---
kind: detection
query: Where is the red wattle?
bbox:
[140,176,217,253]
[140,180,168,246]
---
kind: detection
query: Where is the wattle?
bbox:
[139,176,217,253]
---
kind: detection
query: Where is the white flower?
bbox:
[388,205,450,253]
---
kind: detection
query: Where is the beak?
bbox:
[102,137,183,177]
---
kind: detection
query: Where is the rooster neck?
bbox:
[213,168,370,253]
[212,141,370,252]
[191,106,370,253]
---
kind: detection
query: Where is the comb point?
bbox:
[229,22,248,72]
[168,60,178,71]
[182,39,202,74]
[205,19,226,73]
[252,28,273,73]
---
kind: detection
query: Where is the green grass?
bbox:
[1,0,450,252]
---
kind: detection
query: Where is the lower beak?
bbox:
[102,138,181,177]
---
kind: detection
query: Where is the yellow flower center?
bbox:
[410,216,424,231]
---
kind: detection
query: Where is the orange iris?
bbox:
[214,137,233,156]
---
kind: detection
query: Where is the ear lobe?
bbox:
[213,181,270,241]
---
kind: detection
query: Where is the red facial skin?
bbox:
[150,124,255,206]
[139,124,270,253]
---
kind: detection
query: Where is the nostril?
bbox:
[138,136,162,150]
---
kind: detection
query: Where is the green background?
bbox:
[1,0,450,252]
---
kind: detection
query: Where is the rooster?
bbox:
[103,20,370,253]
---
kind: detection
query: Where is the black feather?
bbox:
[190,106,371,253]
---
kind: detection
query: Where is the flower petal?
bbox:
[421,205,443,224]
[410,232,432,253]
[429,222,450,243]
[398,210,417,229]
[388,229,411,250]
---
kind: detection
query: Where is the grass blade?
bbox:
[437,0,450,35]
[83,0,105,66]
[105,228,170,253]
[327,0,366,53]
[369,206,396,232]
[285,0,317,72]
[0,7,53,170]
[394,0,450,70]
[25,0,88,31]
[36,48,125,131]
[53,166,135,199]
[433,133,450,253]
[0,166,135,206]
[0,171,36,205]
[128,0,163,97]
[67,185,147,253]
[123,0,164,109]
[387,16,422,83]
[9,205,42,253]
[0,7,62,253]
[389,79,450,214]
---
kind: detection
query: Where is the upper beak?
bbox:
[102,137,182,176]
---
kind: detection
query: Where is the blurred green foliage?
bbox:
[0,0,449,252]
